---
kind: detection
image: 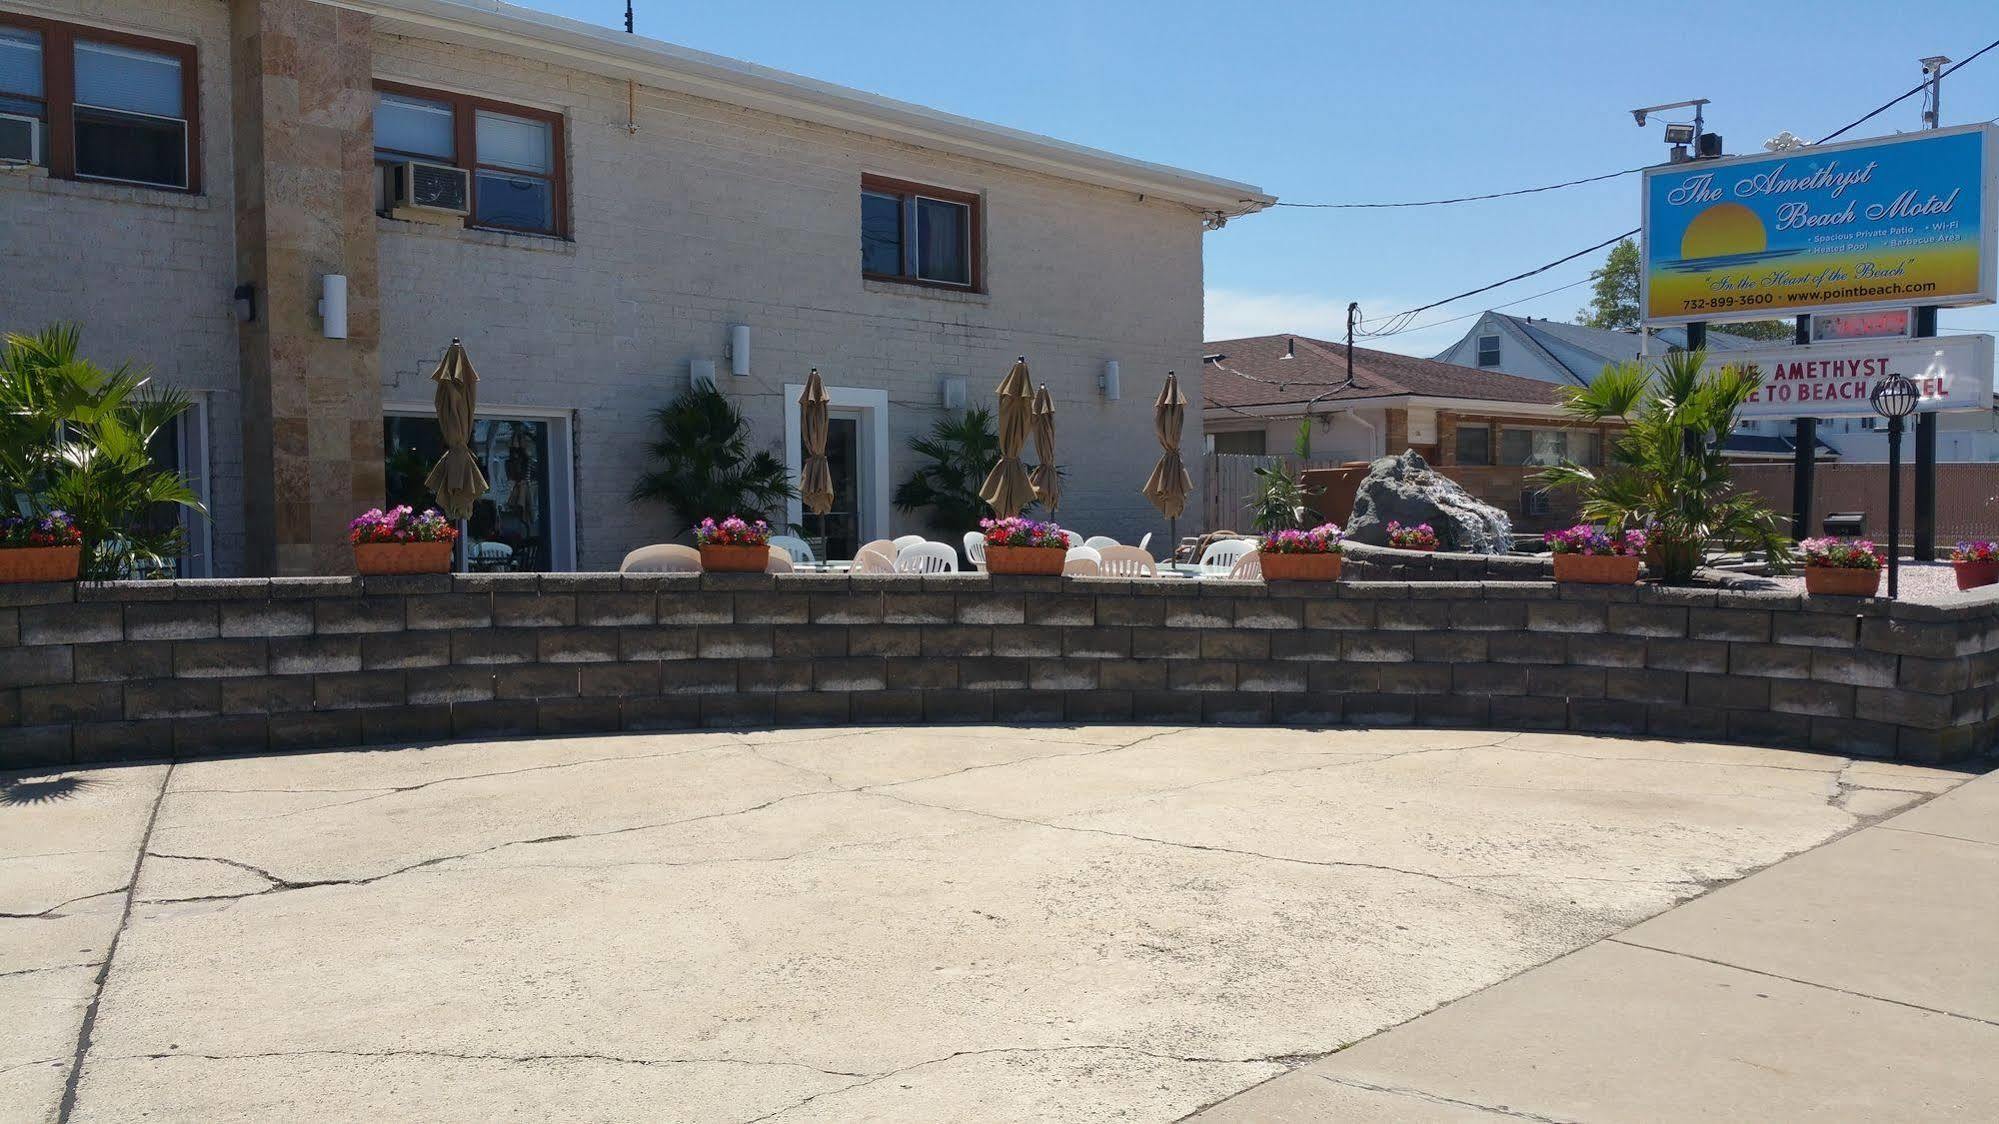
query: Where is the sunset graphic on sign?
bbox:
[1679,202,1766,260]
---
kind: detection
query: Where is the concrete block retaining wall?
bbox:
[3,573,1996,770]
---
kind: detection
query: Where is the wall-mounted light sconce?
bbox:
[1100,360,1121,401]
[318,274,348,339]
[233,283,257,324]
[689,357,718,393]
[727,324,750,376]
[940,376,968,411]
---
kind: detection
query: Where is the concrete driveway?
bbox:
[1,726,1969,1122]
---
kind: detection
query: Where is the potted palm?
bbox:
[1545,524,1646,585]
[1257,522,1345,581]
[1535,351,1790,584]
[1385,521,1439,552]
[981,516,1066,575]
[1951,540,1998,591]
[695,516,771,572]
[1799,537,1882,596]
[350,506,457,574]
[0,510,83,583]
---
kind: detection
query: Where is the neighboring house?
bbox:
[1433,312,1765,387]
[1201,334,1623,529]
[1755,402,1999,463]
[0,0,1271,575]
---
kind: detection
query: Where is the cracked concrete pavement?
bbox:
[0,725,1973,1122]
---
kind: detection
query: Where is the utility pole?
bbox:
[1912,55,1948,560]
[624,1,634,33]
[1345,302,1358,387]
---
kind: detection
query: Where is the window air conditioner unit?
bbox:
[0,113,39,168]
[390,160,469,216]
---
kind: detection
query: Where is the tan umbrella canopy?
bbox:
[797,369,834,516]
[423,339,490,521]
[1028,383,1060,514]
[978,356,1037,519]
[1143,371,1192,558]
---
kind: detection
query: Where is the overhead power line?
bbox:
[1271,165,1646,210]
[1348,36,1999,340]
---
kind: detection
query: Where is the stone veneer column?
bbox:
[229,0,384,576]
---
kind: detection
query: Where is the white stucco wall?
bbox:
[370,29,1208,569]
[0,0,244,576]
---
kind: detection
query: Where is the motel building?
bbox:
[0,0,1271,576]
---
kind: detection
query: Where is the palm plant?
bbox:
[629,386,794,533]
[1535,349,1791,584]
[0,324,204,579]
[894,405,1002,533]
[1248,418,1321,532]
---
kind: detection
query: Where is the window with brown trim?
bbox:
[861,174,980,289]
[373,80,567,238]
[0,12,200,193]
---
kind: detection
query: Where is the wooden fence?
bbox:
[1203,453,1350,531]
[1731,463,1999,544]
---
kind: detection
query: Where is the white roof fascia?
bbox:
[335,0,1275,213]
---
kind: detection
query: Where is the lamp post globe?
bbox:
[1869,373,1919,599]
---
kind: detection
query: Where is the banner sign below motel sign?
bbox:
[1641,123,1998,325]
[1719,334,1995,420]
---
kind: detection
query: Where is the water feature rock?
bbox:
[1344,450,1513,554]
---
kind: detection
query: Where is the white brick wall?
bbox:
[371,30,1208,569]
[0,0,245,576]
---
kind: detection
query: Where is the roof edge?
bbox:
[333,0,1276,213]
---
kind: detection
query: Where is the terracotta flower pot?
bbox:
[699,544,771,573]
[354,540,453,575]
[986,544,1066,575]
[1953,560,1999,591]
[0,545,82,583]
[1258,552,1343,582]
[1804,565,1880,597]
[1552,553,1640,585]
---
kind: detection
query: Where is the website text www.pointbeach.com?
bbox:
[1676,278,1939,315]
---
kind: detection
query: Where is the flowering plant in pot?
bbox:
[694,515,772,572]
[980,516,1067,575]
[1257,522,1345,581]
[1797,537,1882,597]
[1952,540,1999,591]
[349,506,458,575]
[1544,524,1646,585]
[0,510,84,583]
[1385,521,1439,552]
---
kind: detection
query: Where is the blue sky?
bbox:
[520,0,1999,358]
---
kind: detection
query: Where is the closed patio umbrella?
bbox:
[1142,370,1192,561]
[798,369,834,519]
[423,338,489,522]
[1029,383,1060,514]
[978,356,1037,519]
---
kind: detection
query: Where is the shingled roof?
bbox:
[1203,334,1565,410]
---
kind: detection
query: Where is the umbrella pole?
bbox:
[1169,516,1178,571]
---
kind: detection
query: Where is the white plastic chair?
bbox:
[1060,530,1083,548]
[893,534,926,552]
[1065,545,1102,566]
[895,541,959,573]
[962,531,987,571]
[769,535,814,565]
[1083,535,1120,551]
[1137,532,1152,554]
[1063,557,1101,577]
[1225,551,1263,580]
[764,547,793,573]
[856,546,897,574]
[1199,538,1256,574]
[1097,545,1157,578]
[619,544,702,573]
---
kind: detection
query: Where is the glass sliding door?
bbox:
[806,415,862,562]
[384,412,572,572]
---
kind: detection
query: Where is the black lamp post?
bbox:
[1869,373,1920,598]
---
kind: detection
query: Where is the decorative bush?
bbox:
[348,506,458,546]
[0,510,82,548]
[694,516,771,547]
[1259,523,1344,555]
[1544,524,1647,557]
[1385,521,1439,550]
[1952,540,1997,563]
[1799,537,1882,570]
[980,516,1065,548]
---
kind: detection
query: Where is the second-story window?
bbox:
[861,174,979,289]
[373,82,565,238]
[1476,335,1501,367]
[0,13,198,193]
